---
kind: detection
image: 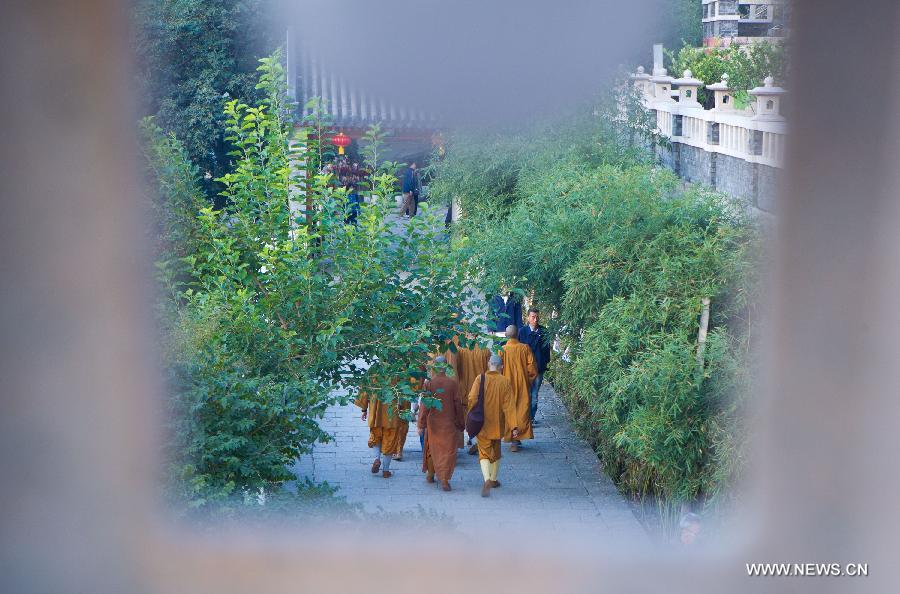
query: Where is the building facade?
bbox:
[701,0,790,46]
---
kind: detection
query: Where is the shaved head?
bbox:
[505,324,518,338]
[488,354,503,370]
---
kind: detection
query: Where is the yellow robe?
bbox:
[440,337,473,447]
[438,336,461,382]
[500,338,537,440]
[456,344,489,446]
[356,393,405,456]
[419,374,464,481]
[456,344,490,409]
[466,371,517,462]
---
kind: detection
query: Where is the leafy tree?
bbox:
[666,42,787,108]
[133,0,278,202]
[139,117,208,295]
[359,122,407,195]
[360,121,387,175]
[144,55,488,512]
[663,0,703,49]
[298,96,335,174]
[595,76,670,154]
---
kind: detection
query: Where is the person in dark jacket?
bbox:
[345,183,362,225]
[518,308,551,423]
[489,292,523,334]
[401,163,421,217]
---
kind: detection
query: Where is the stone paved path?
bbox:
[292,379,646,541]
[292,207,645,540]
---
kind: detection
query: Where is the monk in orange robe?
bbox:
[418,356,464,491]
[434,336,464,447]
[455,334,490,453]
[356,389,405,478]
[500,324,537,451]
[456,335,490,405]
[438,336,461,380]
[467,355,518,497]
[397,364,426,461]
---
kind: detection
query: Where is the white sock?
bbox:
[382,454,392,471]
[479,459,491,482]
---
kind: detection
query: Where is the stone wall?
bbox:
[756,163,781,213]
[655,143,675,172]
[715,152,756,206]
[679,143,715,187]
[654,141,780,213]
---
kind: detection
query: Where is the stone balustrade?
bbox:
[631,43,787,213]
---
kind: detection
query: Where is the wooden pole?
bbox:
[696,297,711,383]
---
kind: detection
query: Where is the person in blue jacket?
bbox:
[518,308,551,423]
[489,292,523,334]
[345,183,362,225]
[401,163,421,217]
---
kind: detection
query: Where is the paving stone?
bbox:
[293,376,646,541]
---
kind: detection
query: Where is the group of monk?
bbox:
[357,317,540,498]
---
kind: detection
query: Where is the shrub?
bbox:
[666,42,787,108]
[432,115,759,508]
[144,53,485,512]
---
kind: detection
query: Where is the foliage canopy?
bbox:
[143,54,486,512]
[666,42,787,108]
[134,0,277,202]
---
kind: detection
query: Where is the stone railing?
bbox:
[630,44,787,212]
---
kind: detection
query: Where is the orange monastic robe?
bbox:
[438,337,461,381]
[419,373,464,481]
[466,371,517,462]
[455,343,490,446]
[500,338,537,440]
[356,393,405,456]
[456,344,490,409]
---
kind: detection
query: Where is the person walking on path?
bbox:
[395,373,421,462]
[500,324,537,452]
[435,336,465,449]
[518,308,551,425]
[356,389,405,478]
[467,355,518,497]
[455,334,490,455]
[488,292,523,335]
[418,356,464,491]
[434,335,461,400]
[344,182,362,225]
[401,162,421,217]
